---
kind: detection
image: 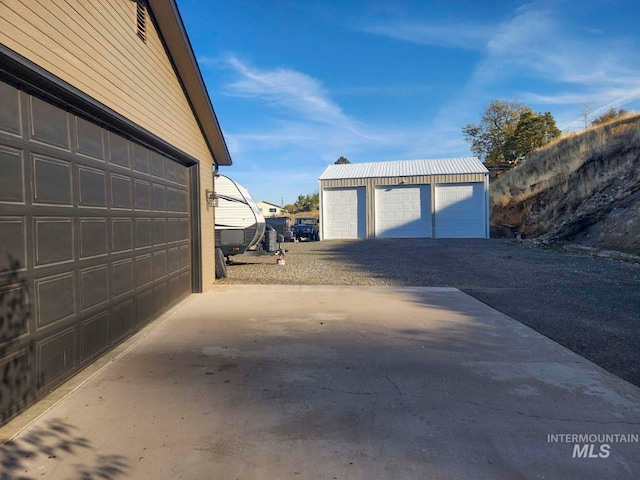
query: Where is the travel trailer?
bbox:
[214,174,266,264]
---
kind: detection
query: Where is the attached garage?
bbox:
[0,1,232,424]
[0,87,193,388]
[319,158,489,240]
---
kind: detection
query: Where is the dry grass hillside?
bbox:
[277,209,319,220]
[491,114,640,254]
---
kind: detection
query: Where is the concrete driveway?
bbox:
[2,285,639,479]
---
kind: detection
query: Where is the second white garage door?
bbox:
[322,187,366,239]
[434,183,486,238]
[375,185,431,238]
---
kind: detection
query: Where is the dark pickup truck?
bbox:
[291,216,319,241]
[265,216,293,242]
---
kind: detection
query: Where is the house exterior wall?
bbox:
[0,0,217,288]
[0,0,212,164]
[201,164,215,288]
[256,202,283,217]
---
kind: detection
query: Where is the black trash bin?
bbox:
[263,225,278,253]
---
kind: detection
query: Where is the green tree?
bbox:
[309,192,319,210]
[503,110,561,164]
[294,194,309,212]
[462,100,526,165]
[335,156,350,164]
[292,192,319,212]
[463,100,561,166]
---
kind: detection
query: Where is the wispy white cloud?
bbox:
[384,3,639,135]
[224,56,344,120]
[477,4,635,88]
[215,55,383,141]
[357,2,640,133]
[201,54,397,180]
[360,22,492,51]
[523,88,640,107]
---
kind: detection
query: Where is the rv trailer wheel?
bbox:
[215,248,227,279]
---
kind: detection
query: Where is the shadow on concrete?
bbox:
[0,418,128,480]
[3,285,638,479]
[113,286,638,479]
[321,239,640,387]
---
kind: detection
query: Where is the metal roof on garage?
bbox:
[319,158,488,180]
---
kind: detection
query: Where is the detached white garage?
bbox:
[319,158,489,239]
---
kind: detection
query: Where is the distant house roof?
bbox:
[319,158,487,180]
[258,201,282,208]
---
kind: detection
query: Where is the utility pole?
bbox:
[581,100,595,130]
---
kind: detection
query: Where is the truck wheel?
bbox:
[215,248,227,279]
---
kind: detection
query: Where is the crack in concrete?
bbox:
[238,383,377,396]
[385,374,406,396]
[288,384,377,396]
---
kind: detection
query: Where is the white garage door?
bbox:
[434,183,486,238]
[375,185,431,238]
[322,187,366,239]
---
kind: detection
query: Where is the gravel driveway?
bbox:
[220,239,640,387]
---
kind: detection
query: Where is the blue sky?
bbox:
[177,0,640,206]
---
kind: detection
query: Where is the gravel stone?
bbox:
[220,238,640,387]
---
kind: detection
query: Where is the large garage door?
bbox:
[322,187,366,239]
[0,82,193,419]
[434,183,486,238]
[375,185,431,238]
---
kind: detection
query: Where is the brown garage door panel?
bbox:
[0,282,29,342]
[81,311,110,362]
[111,299,134,343]
[0,80,21,135]
[37,327,76,390]
[0,146,25,202]
[0,349,32,423]
[0,216,27,269]
[0,80,193,423]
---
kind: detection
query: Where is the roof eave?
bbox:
[147,0,232,166]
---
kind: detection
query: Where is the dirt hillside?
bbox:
[490,114,640,254]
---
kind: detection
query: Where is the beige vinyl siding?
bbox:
[200,165,215,289]
[0,0,214,166]
[0,0,219,287]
